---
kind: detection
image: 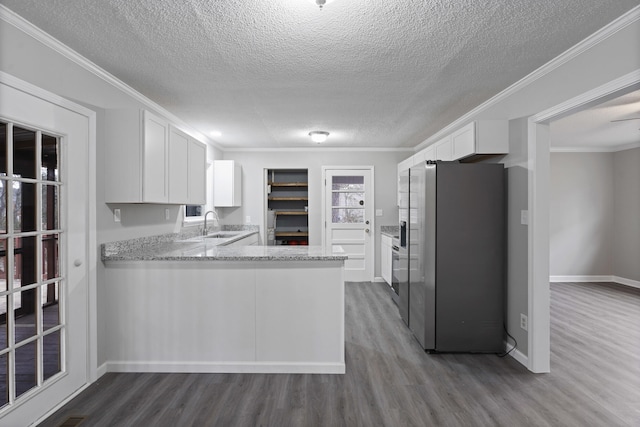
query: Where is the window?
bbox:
[0,122,63,407]
[183,204,204,223]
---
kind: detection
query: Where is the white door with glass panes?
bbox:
[323,167,374,282]
[0,74,92,426]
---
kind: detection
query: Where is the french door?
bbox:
[323,167,374,282]
[0,73,92,426]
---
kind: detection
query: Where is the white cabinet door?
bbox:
[168,126,189,204]
[187,138,207,204]
[381,234,392,285]
[423,146,435,161]
[452,122,475,160]
[214,160,242,207]
[435,136,453,161]
[104,109,169,203]
[142,110,169,203]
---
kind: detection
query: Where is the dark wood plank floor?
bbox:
[39,281,640,426]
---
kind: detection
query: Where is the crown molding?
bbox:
[415,5,640,152]
[550,142,640,153]
[0,4,221,150]
[224,146,414,153]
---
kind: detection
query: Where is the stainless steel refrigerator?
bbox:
[397,161,505,353]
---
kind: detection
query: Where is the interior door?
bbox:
[0,75,91,426]
[324,168,374,282]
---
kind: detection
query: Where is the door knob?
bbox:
[365,229,370,233]
[365,220,369,225]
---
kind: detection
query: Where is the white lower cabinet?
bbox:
[381,234,393,285]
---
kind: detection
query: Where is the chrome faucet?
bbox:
[203,210,219,235]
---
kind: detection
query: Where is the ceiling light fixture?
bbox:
[309,131,329,143]
[311,0,336,10]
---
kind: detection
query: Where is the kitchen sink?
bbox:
[204,231,242,239]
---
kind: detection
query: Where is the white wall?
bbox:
[222,150,407,277]
[0,11,225,367]
[550,148,639,284]
[550,152,615,276]
[613,147,640,282]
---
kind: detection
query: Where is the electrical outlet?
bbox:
[113,208,121,223]
[245,215,251,223]
[520,313,528,331]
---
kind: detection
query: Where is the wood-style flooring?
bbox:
[39,281,640,426]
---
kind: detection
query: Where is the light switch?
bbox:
[114,208,121,223]
[165,209,170,220]
[520,210,529,225]
[375,209,383,217]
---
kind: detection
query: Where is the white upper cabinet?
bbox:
[168,125,207,205]
[168,126,189,204]
[105,109,169,203]
[214,160,242,207]
[105,109,207,204]
[435,135,453,161]
[187,138,207,205]
[451,120,508,160]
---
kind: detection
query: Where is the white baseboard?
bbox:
[550,275,613,283]
[510,348,529,368]
[550,275,640,289]
[613,276,640,289]
[97,362,108,378]
[503,340,528,369]
[103,361,346,375]
[373,276,385,283]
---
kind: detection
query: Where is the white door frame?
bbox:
[0,71,97,422]
[322,166,375,282]
[527,69,640,373]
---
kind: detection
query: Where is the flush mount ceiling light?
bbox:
[310,0,336,10]
[309,131,329,143]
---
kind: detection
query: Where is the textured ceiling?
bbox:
[1,0,639,149]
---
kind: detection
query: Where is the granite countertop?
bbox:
[102,226,347,262]
[381,225,399,238]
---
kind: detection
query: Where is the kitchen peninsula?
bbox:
[101,228,347,375]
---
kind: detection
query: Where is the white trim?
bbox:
[103,361,345,375]
[0,4,217,150]
[96,363,108,379]
[32,382,93,427]
[527,120,551,374]
[414,8,640,151]
[527,70,640,374]
[614,276,640,289]
[226,147,413,153]
[534,70,640,123]
[321,166,376,282]
[550,142,640,153]
[373,276,385,283]
[550,275,614,283]
[0,70,98,424]
[509,348,529,368]
[550,275,640,289]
